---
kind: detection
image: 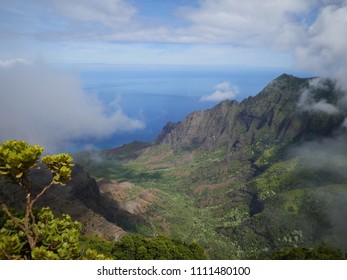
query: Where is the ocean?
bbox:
[77,65,310,150]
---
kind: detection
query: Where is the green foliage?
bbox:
[0,140,75,252]
[79,235,114,257]
[111,234,206,260]
[75,145,246,259]
[0,140,44,181]
[74,127,347,260]
[0,140,74,186]
[271,243,346,260]
[254,144,287,170]
[221,204,249,228]
[80,233,207,260]
[251,136,275,160]
[0,207,106,259]
[41,153,74,185]
[305,112,344,136]
[81,234,206,260]
[0,140,107,259]
[252,159,298,200]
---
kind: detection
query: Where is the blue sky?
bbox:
[0,0,345,70]
[1,0,347,151]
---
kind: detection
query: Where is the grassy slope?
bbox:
[75,139,347,259]
[76,145,244,259]
[73,76,347,259]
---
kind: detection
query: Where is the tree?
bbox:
[109,234,207,260]
[270,243,346,260]
[1,207,80,259]
[0,140,74,257]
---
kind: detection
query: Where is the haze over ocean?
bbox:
[2,1,345,153]
[75,65,311,150]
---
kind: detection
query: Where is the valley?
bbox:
[2,73,346,259]
[73,74,347,259]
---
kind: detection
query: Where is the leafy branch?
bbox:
[0,140,74,253]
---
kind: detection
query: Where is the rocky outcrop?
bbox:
[0,164,125,241]
[156,74,344,159]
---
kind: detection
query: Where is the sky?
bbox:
[1,0,347,151]
[0,0,345,68]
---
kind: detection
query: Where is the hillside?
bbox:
[156,74,343,152]
[76,73,347,258]
[0,164,125,240]
[2,73,346,259]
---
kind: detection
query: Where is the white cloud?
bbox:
[1,0,347,85]
[0,61,144,152]
[293,2,347,90]
[301,97,340,114]
[342,117,347,128]
[0,0,314,45]
[177,0,314,45]
[0,58,30,68]
[53,0,137,27]
[297,78,340,114]
[201,81,239,102]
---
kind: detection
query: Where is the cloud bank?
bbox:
[201,81,238,102]
[297,78,340,115]
[294,1,347,90]
[53,0,137,27]
[2,0,347,77]
[0,58,30,68]
[2,1,347,130]
[0,61,144,152]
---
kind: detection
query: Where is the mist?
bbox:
[291,133,347,179]
[297,78,341,115]
[293,2,347,91]
[0,61,145,152]
[200,81,239,102]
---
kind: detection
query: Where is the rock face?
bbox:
[156,74,344,158]
[0,164,125,241]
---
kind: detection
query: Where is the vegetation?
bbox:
[0,140,207,260]
[270,243,346,260]
[0,140,109,259]
[0,140,75,254]
[81,234,206,260]
[0,140,106,259]
[2,75,346,260]
[77,129,347,259]
[0,207,107,259]
[76,145,241,259]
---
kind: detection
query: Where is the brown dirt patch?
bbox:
[119,189,160,214]
[98,180,160,215]
[98,180,135,201]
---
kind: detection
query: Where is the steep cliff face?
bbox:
[0,164,125,241]
[156,100,239,150]
[156,74,343,158]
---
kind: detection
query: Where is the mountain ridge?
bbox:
[94,72,347,258]
[2,73,346,259]
[155,74,344,157]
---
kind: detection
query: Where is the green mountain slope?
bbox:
[3,73,345,259]
[74,73,347,259]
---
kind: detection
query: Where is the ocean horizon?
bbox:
[72,65,311,151]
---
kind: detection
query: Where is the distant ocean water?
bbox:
[77,65,311,150]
